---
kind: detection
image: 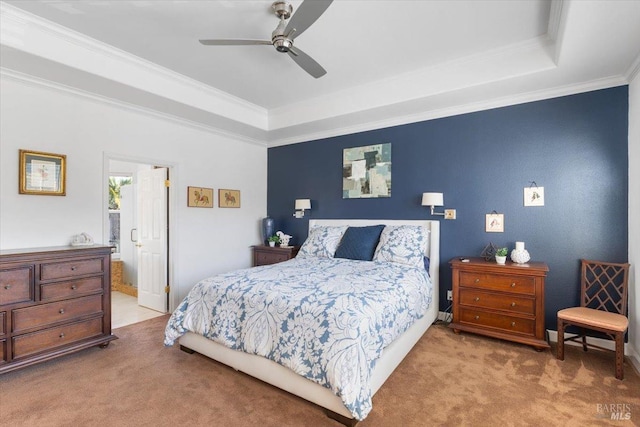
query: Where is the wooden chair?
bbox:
[557,259,630,379]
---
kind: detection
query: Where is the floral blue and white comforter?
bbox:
[164,257,432,420]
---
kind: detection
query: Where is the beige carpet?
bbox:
[1,315,638,426]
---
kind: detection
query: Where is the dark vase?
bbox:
[262,217,274,245]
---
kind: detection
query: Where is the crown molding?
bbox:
[0,2,268,128]
[0,67,267,147]
[268,34,556,131]
[267,75,628,148]
[626,52,640,82]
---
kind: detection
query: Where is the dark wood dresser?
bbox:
[0,245,117,373]
[449,257,549,350]
[252,245,300,267]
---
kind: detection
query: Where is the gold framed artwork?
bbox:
[187,186,213,208]
[485,212,504,233]
[219,189,240,208]
[19,149,66,196]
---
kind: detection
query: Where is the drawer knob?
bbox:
[474,297,480,302]
[71,266,77,271]
[4,284,11,290]
[474,278,480,283]
[59,333,65,339]
[59,308,65,314]
[511,302,516,307]
[71,285,77,290]
[510,282,516,287]
[474,315,480,320]
[511,322,516,327]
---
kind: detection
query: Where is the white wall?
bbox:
[629,73,640,372]
[0,76,267,304]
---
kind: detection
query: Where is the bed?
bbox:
[164,219,440,425]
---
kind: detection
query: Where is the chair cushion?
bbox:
[558,307,628,332]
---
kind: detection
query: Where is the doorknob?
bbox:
[135,243,143,248]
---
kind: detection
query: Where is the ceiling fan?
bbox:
[199,0,333,78]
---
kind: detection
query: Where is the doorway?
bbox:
[105,156,174,328]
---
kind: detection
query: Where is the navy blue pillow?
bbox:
[334,225,385,261]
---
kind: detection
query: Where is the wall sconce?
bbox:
[421,192,444,216]
[293,199,311,218]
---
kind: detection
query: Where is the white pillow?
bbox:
[297,225,348,258]
[373,225,429,267]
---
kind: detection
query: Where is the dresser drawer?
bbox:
[459,272,535,295]
[0,311,5,336]
[459,307,535,336]
[0,339,6,363]
[459,288,535,315]
[12,317,103,359]
[12,294,102,333]
[255,252,289,265]
[40,258,104,281]
[0,266,33,305]
[40,277,103,301]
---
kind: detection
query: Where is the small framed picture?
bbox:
[219,189,240,208]
[524,187,544,206]
[187,186,213,208]
[485,213,504,233]
[19,149,66,196]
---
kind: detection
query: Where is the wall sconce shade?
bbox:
[421,192,444,207]
[422,192,445,216]
[295,199,311,210]
[294,199,311,218]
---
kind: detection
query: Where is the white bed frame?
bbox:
[178,219,440,425]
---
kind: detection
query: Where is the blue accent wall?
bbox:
[267,87,629,330]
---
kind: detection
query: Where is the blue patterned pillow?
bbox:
[297,225,348,258]
[334,225,385,261]
[373,225,429,267]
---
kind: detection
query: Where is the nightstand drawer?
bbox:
[256,252,289,265]
[12,317,103,359]
[459,307,535,336]
[0,266,33,306]
[12,294,102,333]
[40,258,104,281]
[252,246,299,267]
[459,272,535,295]
[40,277,103,301]
[459,288,535,315]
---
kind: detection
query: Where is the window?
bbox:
[108,176,132,254]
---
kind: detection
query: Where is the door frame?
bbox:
[103,152,179,312]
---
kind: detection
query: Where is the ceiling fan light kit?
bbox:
[199,0,333,78]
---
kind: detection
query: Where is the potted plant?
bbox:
[267,235,280,247]
[495,247,508,265]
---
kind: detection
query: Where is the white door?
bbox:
[137,168,168,312]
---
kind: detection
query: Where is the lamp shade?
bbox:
[295,199,311,210]
[421,192,444,207]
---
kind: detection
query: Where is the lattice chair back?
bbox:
[581,259,629,315]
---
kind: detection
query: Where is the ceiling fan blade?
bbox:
[284,0,333,40]
[287,46,326,78]
[199,39,271,46]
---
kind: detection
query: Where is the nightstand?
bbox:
[449,257,550,350]
[252,245,300,267]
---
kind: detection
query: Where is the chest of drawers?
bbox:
[0,245,116,373]
[449,257,549,350]
[252,245,299,267]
